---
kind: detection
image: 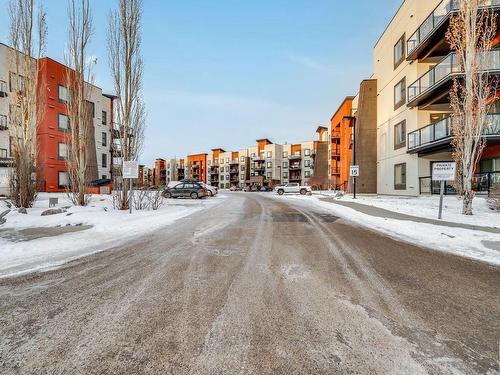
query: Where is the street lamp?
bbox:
[343,115,357,199]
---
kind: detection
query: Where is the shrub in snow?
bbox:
[487,198,500,211]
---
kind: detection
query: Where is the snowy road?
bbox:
[0,192,498,374]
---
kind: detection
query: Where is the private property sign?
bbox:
[432,162,456,181]
[123,161,139,179]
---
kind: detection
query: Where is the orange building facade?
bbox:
[187,153,208,183]
[329,97,354,190]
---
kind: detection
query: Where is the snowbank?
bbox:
[314,193,498,228]
[279,194,500,266]
[0,193,224,277]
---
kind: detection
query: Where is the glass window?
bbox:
[394,34,405,68]
[304,149,311,156]
[282,151,288,158]
[220,158,224,164]
[58,85,68,103]
[58,143,68,160]
[240,156,245,162]
[267,172,272,178]
[58,171,69,188]
[394,77,406,109]
[394,120,406,149]
[304,160,311,167]
[267,151,272,158]
[102,132,107,147]
[58,113,70,131]
[240,165,245,171]
[102,153,107,168]
[305,171,311,177]
[283,161,288,168]
[86,101,95,118]
[102,110,107,125]
[283,172,288,178]
[267,161,272,168]
[241,173,245,180]
[0,148,7,158]
[394,163,406,190]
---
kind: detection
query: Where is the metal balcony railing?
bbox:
[407,0,500,57]
[408,114,500,151]
[408,50,500,103]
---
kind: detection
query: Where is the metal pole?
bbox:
[353,119,356,199]
[438,179,444,219]
[129,178,133,214]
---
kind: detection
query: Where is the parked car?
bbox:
[229,186,242,191]
[261,186,273,192]
[162,182,208,199]
[275,183,312,196]
[200,182,218,196]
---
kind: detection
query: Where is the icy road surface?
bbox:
[0,192,498,374]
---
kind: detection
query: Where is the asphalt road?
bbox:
[0,193,499,374]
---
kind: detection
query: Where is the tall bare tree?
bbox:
[108,0,146,210]
[446,0,497,215]
[65,0,94,206]
[8,0,46,208]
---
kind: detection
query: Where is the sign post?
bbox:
[123,160,139,214]
[350,165,359,199]
[432,162,456,219]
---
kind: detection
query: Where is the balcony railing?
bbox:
[331,167,340,175]
[289,154,302,160]
[407,0,500,57]
[408,50,500,104]
[408,114,500,151]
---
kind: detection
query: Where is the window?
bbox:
[220,175,224,181]
[102,174,107,179]
[394,120,406,149]
[241,173,245,180]
[282,151,288,158]
[394,78,406,109]
[86,101,95,118]
[9,72,25,92]
[58,85,68,103]
[0,148,7,158]
[304,149,311,156]
[226,157,229,163]
[304,160,311,167]
[102,111,107,125]
[394,163,406,190]
[480,157,500,172]
[102,132,107,147]
[240,165,245,171]
[225,166,229,172]
[58,114,70,131]
[220,158,224,164]
[394,33,405,69]
[267,151,272,158]
[0,114,7,130]
[58,143,68,160]
[267,172,272,178]
[240,156,245,162]
[102,153,107,168]
[283,161,288,168]
[58,171,69,188]
[251,153,256,158]
[305,171,311,177]
[283,172,288,178]
[267,161,272,168]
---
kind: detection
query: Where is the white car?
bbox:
[200,183,218,196]
[275,183,312,196]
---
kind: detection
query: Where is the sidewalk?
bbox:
[318,197,500,234]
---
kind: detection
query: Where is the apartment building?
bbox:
[186,153,208,183]
[374,0,500,196]
[0,43,113,194]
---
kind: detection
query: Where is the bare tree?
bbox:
[446,0,497,215]
[8,0,46,208]
[108,0,146,210]
[64,0,94,206]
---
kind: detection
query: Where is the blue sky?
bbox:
[0,0,402,165]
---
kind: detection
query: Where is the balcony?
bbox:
[331,132,341,143]
[407,50,500,109]
[407,0,500,61]
[331,148,341,160]
[407,114,500,154]
[230,159,239,165]
[252,156,264,162]
[230,169,239,174]
[331,167,340,175]
[289,154,302,161]
[289,164,302,171]
[253,165,265,172]
[289,175,302,182]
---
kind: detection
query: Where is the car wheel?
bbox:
[277,189,284,195]
[164,192,172,199]
[190,192,199,199]
[300,189,307,195]
[207,190,213,197]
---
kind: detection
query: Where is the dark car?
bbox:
[162,182,208,199]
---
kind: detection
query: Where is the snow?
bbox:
[277,194,500,266]
[0,193,225,277]
[314,192,499,228]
